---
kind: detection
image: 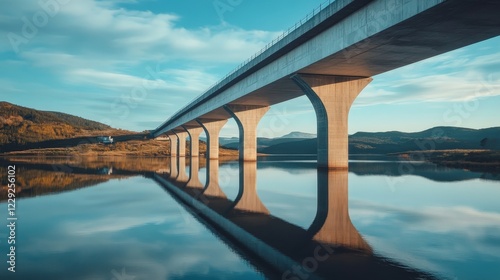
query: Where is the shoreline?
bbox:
[2,149,499,172]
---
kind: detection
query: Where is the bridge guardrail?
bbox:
[156,0,337,132]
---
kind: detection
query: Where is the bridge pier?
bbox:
[223,105,269,162]
[196,119,228,160]
[173,129,188,157]
[291,74,372,169]
[183,126,204,157]
[166,133,178,157]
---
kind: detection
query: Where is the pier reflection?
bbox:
[231,161,269,214]
[203,159,226,198]
[308,169,372,252]
[169,155,178,179]
[176,156,189,184]
[154,159,437,280]
[186,157,203,189]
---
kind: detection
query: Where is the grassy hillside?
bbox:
[2,139,239,157]
[0,101,126,146]
[0,102,134,152]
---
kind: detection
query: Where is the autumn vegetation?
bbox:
[0,101,238,157]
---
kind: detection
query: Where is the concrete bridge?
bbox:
[152,0,500,169]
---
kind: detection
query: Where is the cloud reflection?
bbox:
[4,176,263,280]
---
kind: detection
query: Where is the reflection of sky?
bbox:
[1,161,499,279]
[245,161,500,280]
[349,174,500,279]
[0,177,265,280]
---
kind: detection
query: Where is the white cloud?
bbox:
[356,42,500,106]
[351,200,500,277]
[62,215,170,235]
[1,0,279,62]
[351,200,500,255]
[0,0,280,100]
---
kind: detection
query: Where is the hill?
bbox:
[259,127,500,155]
[0,102,239,157]
[219,131,317,150]
[0,101,120,148]
[279,131,316,139]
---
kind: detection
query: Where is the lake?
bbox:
[0,156,499,279]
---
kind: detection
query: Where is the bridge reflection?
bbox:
[154,157,437,280]
[203,159,226,198]
[5,156,489,278]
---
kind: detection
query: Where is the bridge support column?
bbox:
[223,105,269,162]
[184,126,204,157]
[291,74,372,169]
[174,130,188,157]
[167,133,178,157]
[196,119,228,160]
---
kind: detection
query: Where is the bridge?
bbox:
[152,0,500,169]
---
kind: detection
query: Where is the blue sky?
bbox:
[0,0,499,137]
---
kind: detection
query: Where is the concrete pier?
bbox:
[173,129,188,157]
[197,119,228,160]
[291,74,371,169]
[223,105,269,162]
[166,133,178,157]
[184,126,204,157]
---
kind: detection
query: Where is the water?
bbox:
[0,157,499,279]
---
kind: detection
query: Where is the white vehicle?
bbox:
[96,136,114,144]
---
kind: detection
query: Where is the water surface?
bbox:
[0,157,499,279]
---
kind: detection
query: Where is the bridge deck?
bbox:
[154,0,500,136]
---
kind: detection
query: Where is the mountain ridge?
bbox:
[2,101,499,156]
[0,101,126,151]
[279,131,316,139]
[259,126,500,155]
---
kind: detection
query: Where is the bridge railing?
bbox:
[156,0,337,132]
[201,0,336,95]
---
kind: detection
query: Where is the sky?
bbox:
[0,0,499,137]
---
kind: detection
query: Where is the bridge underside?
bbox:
[156,0,500,169]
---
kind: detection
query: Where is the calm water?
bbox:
[0,157,499,279]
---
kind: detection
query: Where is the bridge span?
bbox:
[152,0,500,169]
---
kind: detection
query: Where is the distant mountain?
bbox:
[218,132,316,150]
[280,131,316,139]
[0,102,121,151]
[259,138,317,154]
[219,137,239,146]
[259,127,500,155]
